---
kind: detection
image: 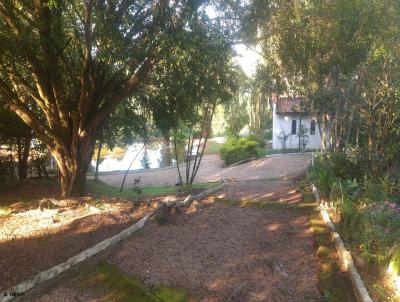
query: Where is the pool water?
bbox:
[91,141,194,172]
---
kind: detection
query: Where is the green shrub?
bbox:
[308,154,337,199]
[220,137,260,165]
[364,182,387,203]
[309,152,363,199]
[389,248,400,276]
[329,152,361,180]
[310,152,400,266]
[247,133,264,146]
[264,129,272,140]
[339,199,400,263]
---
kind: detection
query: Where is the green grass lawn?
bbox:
[70,261,193,302]
[204,139,224,154]
[87,180,219,200]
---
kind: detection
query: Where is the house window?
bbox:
[291,120,297,135]
[310,120,316,135]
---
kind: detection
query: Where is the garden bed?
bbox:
[309,153,400,302]
[317,205,398,302]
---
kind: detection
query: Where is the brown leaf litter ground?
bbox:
[0,181,159,292]
[3,154,355,302]
[26,175,355,302]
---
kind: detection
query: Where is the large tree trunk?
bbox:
[94,141,102,181]
[0,1,165,197]
[316,115,325,151]
[298,114,302,150]
[16,134,32,182]
[51,136,96,197]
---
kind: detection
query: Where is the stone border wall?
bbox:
[311,183,373,302]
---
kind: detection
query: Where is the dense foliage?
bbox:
[310,153,400,267]
[220,137,260,165]
[223,74,272,141]
[0,1,236,196]
[247,1,400,296]
[252,0,400,175]
[0,103,33,181]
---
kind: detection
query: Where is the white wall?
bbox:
[272,103,322,149]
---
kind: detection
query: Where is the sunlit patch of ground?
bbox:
[24,178,324,302]
[0,193,160,292]
[0,176,227,292]
[0,197,156,244]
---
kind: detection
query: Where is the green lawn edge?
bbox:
[87,180,219,201]
[71,261,193,302]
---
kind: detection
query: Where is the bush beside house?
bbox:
[219,137,260,165]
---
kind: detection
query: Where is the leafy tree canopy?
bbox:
[0,0,234,196]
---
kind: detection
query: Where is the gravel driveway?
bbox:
[96,153,312,187]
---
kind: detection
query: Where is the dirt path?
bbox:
[96,153,312,187]
[106,180,319,302]
[30,156,322,302]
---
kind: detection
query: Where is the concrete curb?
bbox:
[226,157,258,168]
[265,151,314,158]
[176,179,227,207]
[1,181,226,302]
[311,184,374,302]
[226,152,313,168]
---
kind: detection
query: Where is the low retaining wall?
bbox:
[1,181,227,302]
[311,184,374,302]
[225,151,313,169]
[265,151,314,158]
[227,157,258,168]
[182,179,227,205]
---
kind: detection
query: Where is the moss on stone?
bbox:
[72,261,194,302]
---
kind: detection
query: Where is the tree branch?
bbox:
[89,56,156,132]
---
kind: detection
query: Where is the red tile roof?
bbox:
[275,97,308,113]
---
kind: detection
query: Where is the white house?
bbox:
[272,96,322,150]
